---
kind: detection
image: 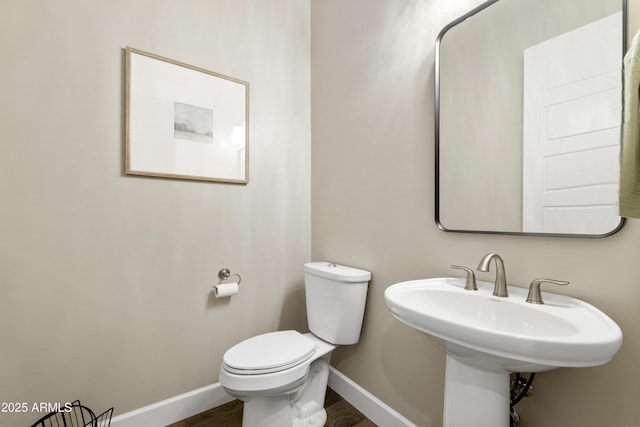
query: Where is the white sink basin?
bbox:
[384,277,622,371]
[384,277,622,427]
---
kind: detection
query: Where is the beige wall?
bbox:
[0,1,310,426]
[312,0,640,426]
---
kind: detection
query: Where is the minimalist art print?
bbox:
[174,102,213,143]
[125,47,249,183]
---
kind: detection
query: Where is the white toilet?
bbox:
[219,262,371,427]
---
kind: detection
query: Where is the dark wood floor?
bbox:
[167,387,376,427]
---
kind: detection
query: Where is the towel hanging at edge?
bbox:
[620,29,640,218]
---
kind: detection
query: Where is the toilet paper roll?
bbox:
[213,281,239,298]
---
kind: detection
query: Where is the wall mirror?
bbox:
[435,0,626,237]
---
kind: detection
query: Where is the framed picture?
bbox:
[125,47,249,184]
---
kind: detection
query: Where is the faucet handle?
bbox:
[526,278,569,304]
[451,265,478,291]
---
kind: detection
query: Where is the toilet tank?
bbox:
[304,262,371,345]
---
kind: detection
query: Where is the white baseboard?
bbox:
[110,368,416,427]
[328,367,417,427]
[110,383,233,427]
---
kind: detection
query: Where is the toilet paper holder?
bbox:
[218,268,242,285]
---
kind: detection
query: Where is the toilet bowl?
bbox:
[219,262,371,427]
[220,331,335,426]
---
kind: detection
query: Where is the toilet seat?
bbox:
[219,331,336,395]
[222,330,316,375]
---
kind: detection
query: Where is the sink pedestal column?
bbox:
[443,354,510,427]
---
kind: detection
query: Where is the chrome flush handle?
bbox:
[526,278,569,304]
[451,265,478,291]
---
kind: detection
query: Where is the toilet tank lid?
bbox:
[304,262,371,282]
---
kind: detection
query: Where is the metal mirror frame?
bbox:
[434,0,627,238]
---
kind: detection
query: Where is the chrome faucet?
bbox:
[477,253,508,297]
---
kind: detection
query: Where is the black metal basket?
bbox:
[30,400,113,427]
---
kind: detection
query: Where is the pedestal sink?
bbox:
[384,277,622,427]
